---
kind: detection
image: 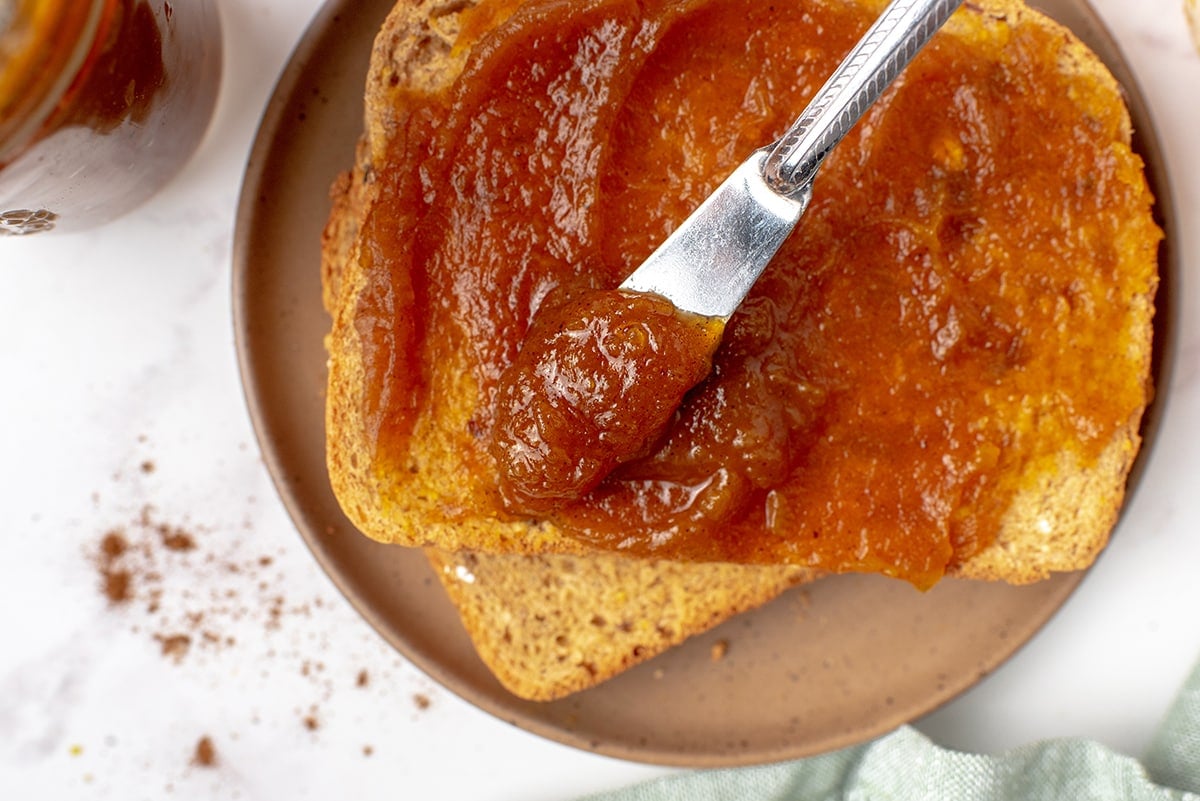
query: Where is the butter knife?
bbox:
[619,0,965,319]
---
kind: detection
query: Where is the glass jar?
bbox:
[0,0,221,235]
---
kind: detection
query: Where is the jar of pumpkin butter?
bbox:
[0,0,221,235]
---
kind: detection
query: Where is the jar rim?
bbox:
[0,0,108,164]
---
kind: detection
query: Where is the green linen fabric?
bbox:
[578,660,1200,801]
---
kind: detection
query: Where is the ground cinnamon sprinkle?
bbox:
[192,736,217,768]
[88,503,288,658]
[98,530,133,604]
[90,447,433,754]
[104,568,133,604]
[157,525,196,553]
[155,633,192,663]
[101,530,128,558]
[300,699,323,731]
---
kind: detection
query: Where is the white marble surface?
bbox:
[0,0,1196,798]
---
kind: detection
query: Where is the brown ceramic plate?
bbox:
[233,0,1175,767]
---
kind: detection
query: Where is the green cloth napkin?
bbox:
[579,660,1200,801]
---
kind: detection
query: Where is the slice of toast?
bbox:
[322,0,1158,698]
[320,2,815,700]
[328,164,812,697]
[424,550,813,700]
[323,117,813,704]
[324,0,1159,583]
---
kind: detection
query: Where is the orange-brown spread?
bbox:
[491,289,723,510]
[358,0,1154,587]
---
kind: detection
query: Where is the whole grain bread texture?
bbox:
[425,550,813,700]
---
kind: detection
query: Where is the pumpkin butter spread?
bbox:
[325,0,1160,590]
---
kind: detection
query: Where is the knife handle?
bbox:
[762,0,964,197]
